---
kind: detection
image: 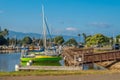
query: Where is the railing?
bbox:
[84,50,120,64]
[62,48,120,66]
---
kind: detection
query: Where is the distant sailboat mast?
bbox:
[42,5,47,49]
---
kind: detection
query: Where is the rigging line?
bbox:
[44,17,52,40]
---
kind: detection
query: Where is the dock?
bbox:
[18,66,82,71]
[62,47,120,68]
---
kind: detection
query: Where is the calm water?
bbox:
[0,52,21,72]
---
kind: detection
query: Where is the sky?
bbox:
[0,0,120,36]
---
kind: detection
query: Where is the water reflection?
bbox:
[0,50,20,53]
[0,52,21,72]
[59,60,65,66]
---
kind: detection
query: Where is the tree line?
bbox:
[0,28,120,47]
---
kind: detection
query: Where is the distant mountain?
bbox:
[8,31,80,42]
[8,31,41,39]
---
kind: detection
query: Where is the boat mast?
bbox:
[42,5,47,49]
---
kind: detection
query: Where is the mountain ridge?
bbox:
[8,31,80,41]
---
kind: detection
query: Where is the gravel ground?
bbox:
[0,73,120,80]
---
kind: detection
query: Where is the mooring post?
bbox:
[15,64,19,71]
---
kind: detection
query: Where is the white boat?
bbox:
[39,5,58,56]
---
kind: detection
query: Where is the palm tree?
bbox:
[78,34,81,43]
[0,28,9,37]
[3,29,9,37]
[82,33,87,44]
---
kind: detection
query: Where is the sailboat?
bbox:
[20,5,62,67]
[38,5,56,55]
[22,5,58,57]
[35,5,57,56]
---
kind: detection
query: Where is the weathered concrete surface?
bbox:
[19,66,82,71]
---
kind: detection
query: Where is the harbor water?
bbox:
[0,52,21,72]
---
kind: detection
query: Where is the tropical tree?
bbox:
[54,36,64,45]
[86,34,109,47]
[82,33,87,44]
[78,34,81,42]
[86,35,92,46]
[65,38,77,46]
[116,35,120,43]
[22,36,32,45]
[0,35,7,45]
[0,28,9,37]
[3,29,9,37]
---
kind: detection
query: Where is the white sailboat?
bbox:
[21,5,62,59]
[41,5,57,56]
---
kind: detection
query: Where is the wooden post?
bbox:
[82,53,84,70]
[74,55,76,66]
[114,52,116,61]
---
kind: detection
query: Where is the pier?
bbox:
[17,66,82,71]
[62,47,120,68]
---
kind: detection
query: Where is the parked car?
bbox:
[112,44,120,50]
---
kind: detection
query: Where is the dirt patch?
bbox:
[1,73,120,80]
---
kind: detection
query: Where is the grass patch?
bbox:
[0,70,120,77]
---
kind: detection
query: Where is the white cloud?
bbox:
[66,27,77,31]
[88,22,111,28]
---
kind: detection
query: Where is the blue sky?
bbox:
[0,0,120,36]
